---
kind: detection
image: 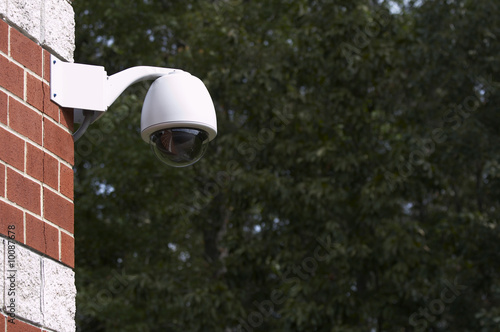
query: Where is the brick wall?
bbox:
[0,2,76,330]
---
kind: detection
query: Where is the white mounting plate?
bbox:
[50,55,107,113]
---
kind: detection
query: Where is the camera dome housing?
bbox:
[140,71,217,166]
[150,128,209,167]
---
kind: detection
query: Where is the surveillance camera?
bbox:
[50,56,217,167]
[140,72,217,167]
[149,128,209,167]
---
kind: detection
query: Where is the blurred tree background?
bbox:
[73,0,500,331]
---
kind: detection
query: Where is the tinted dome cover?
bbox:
[149,128,209,167]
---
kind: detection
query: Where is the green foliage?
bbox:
[74,0,500,331]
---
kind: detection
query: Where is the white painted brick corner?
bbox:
[0,240,3,311]
[6,0,42,43]
[43,0,75,61]
[15,245,42,324]
[0,0,75,61]
[43,258,76,332]
[1,239,76,332]
[0,0,6,19]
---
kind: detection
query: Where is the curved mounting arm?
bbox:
[50,55,182,124]
[105,66,182,109]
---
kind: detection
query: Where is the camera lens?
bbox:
[149,128,209,167]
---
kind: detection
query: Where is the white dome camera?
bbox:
[140,72,216,167]
[49,56,217,167]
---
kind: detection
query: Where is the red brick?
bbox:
[43,153,58,190]
[10,28,43,76]
[0,55,24,98]
[44,120,74,165]
[43,49,51,82]
[0,310,4,332]
[9,98,43,145]
[26,143,43,181]
[45,223,59,260]
[61,231,74,268]
[27,73,43,110]
[0,89,7,125]
[7,168,41,215]
[26,215,58,259]
[0,20,8,54]
[60,107,74,132]
[0,163,4,197]
[60,164,74,200]
[42,83,59,121]
[6,318,42,332]
[43,188,73,233]
[0,127,25,172]
[0,200,24,241]
[25,214,45,251]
